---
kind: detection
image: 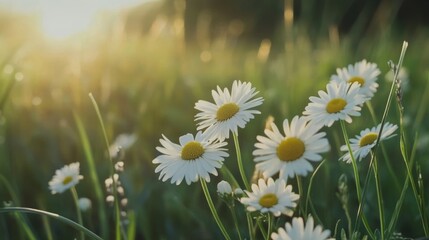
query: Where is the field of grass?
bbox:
[1,4,429,240]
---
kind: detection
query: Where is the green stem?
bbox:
[200,179,231,240]
[0,175,37,240]
[0,207,103,240]
[305,160,325,216]
[365,101,400,191]
[74,114,108,238]
[89,93,122,240]
[232,133,250,190]
[247,213,255,240]
[371,156,385,239]
[228,205,243,240]
[340,120,374,238]
[232,132,255,239]
[265,213,272,240]
[296,175,306,217]
[71,187,85,240]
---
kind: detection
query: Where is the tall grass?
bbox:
[0,7,429,239]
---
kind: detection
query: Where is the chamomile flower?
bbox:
[330,59,381,100]
[340,122,398,163]
[240,178,299,217]
[254,116,330,179]
[195,80,264,141]
[152,131,229,185]
[303,81,365,127]
[49,162,83,194]
[271,216,332,240]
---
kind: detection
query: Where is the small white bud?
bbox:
[78,197,92,212]
[217,180,232,195]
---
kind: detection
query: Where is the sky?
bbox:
[0,0,155,39]
[0,0,149,12]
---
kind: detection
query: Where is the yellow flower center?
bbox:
[348,76,365,86]
[259,193,278,208]
[62,176,73,185]
[326,98,347,113]
[277,137,305,162]
[359,132,378,147]
[216,103,239,121]
[181,141,205,160]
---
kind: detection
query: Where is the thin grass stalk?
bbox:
[386,134,418,238]
[396,98,429,235]
[0,207,103,240]
[0,72,16,112]
[365,102,400,190]
[74,114,108,238]
[371,155,385,239]
[304,160,325,217]
[200,179,231,240]
[37,198,54,240]
[232,132,256,239]
[88,93,122,240]
[228,205,243,240]
[0,175,37,240]
[71,187,85,240]
[220,165,240,189]
[340,120,375,238]
[417,167,429,236]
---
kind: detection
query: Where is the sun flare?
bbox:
[40,2,97,40]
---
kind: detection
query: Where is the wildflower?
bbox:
[240,178,299,217]
[48,162,83,194]
[303,81,365,127]
[153,131,229,185]
[385,66,410,92]
[271,216,332,240]
[78,198,92,212]
[253,116,330,179]
[195,80,264,141]
[109,133,138,159]
[340,122,398,163]
[330,59,381,100]
[217,180,233,195]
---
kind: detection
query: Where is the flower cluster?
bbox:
[152,59,400,239]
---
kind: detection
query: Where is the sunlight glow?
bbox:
[40,2,97,39]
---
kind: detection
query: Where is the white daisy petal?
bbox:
[152,132,228,185]
[271,216,332,240]
[303,81,365,127]
[253,115,330,180]
[340,122,398,163]
[195,80,264,141]
[48,162,83,194]
[330,59,381,101]
[240,178,299,217]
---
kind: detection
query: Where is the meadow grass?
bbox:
[0,10,429,239]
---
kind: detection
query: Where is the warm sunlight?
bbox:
[40,2,97,39]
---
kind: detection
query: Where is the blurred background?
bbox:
[1,0,429,239]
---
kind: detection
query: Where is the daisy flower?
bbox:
[49,162,83,194]
[271,216,332,240]
[303,81,365,127]
[330,59,381,100]
[152,131,229,185]
[340,122,398,163]
[195,80,264,141]
[240,178,299,217]
[253,116,330,179]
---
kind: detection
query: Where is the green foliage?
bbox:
[0,5,429,239]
